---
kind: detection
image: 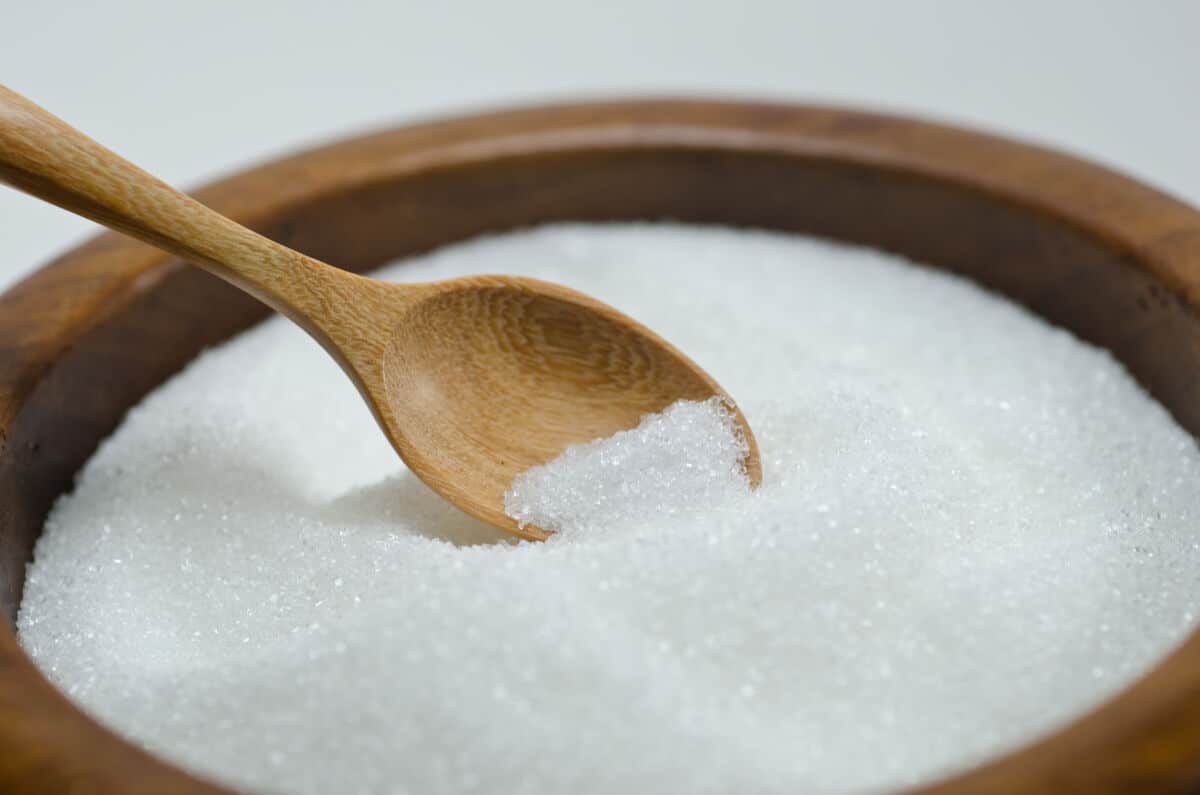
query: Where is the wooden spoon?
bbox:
[0,84,760,540]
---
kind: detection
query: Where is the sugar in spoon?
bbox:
[0,84,761,540]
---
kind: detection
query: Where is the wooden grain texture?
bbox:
[0,84,760,542]
[1,98,1200,794]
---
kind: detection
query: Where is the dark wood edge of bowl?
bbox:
[1,97,1199,795]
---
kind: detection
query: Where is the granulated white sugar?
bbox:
[504,397,752,535]
[17,224,1200,795]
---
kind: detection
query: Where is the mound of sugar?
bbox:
[17,224,1200,795]
[504,397,752,535]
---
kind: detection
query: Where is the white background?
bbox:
[2,0,1197,290]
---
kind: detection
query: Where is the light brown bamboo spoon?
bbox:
[0,84,760,540]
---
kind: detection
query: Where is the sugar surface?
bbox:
[17,224,1200,795]
[504,397,752,535]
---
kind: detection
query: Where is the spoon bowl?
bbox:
[0,84,760,539]
[371,275,759,539]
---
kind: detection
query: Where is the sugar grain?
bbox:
[504,397,752,535]
[18,224,1200,795]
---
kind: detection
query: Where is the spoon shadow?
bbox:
[317,475,513,548]
[107,430,512,550]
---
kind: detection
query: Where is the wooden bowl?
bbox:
[2,99,1200,795]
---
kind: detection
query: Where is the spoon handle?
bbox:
[0,83,341,323]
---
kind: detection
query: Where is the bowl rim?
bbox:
[3,97,1200,795]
